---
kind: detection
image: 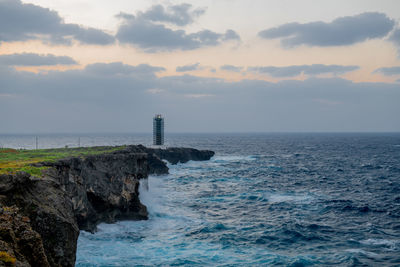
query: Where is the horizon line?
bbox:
[1,131,400,135]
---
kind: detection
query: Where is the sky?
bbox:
[1,0,400,133]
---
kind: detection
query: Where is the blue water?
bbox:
[1,133,400,266]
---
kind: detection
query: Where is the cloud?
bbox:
[0,0,114,45]
[389,28,400,46]
[373,66,400,76]
[258,12,394,47]
[312,98,342,106]
[116,5,240,52]
[1,65,399,132]
[222,29,241,41]
[389,28,400,56]
[147,88,164,94]
[184,94,214,98]
[220,65,243,72]
[84,62,165,76]
[137,4,205,26]
[0,53,77,66]
[176,63,202,72]
[0,62,163,107]
[248,64,359,77]
[158,74,223,92]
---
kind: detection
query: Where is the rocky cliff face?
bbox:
[146,146,216,165]
[0,145,214,267]
[0,173,78,267]
[0,204,49,267]
[123,145,215,174]
[43,151,149,233]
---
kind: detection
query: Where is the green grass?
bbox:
[0,146,126,177]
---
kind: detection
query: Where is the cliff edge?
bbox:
[0,145,214,267]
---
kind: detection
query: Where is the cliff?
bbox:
[0,145,214,267]
[121,145,215,174]
[0,173,77,267]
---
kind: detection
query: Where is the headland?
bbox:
[0,145,214,267]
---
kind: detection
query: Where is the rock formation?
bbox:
[0,145,214,267]
[43,152,149,233]
[0,173,77,267]
[120,145,215,174]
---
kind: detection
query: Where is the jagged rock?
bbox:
[0,205,49,267]
[146,147,215,165]
[0,173,77,267]
[122,145,215,174]
[43,152,149,232]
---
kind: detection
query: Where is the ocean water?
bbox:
[1,133,400,266]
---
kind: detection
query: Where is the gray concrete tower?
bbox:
[153,114,164,145]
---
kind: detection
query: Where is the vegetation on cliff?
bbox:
[0,146,126,176]
[0,251,16,266]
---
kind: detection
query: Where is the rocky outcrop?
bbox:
[43,152,149,232]
[0,173,78,267]
[146,146,215,165]
[0,145,214,267]
[122,145,215,174]
[0,205,49,267]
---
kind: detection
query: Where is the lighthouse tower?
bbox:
[153,114,164,145]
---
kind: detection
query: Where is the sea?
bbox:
[1,133,400,266]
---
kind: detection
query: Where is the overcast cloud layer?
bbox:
[389,28,400,54]
[176,63,201,72]
[220,65,243,72]
[248,64,359,77]
[258,12,394,48]
[0,0,114,45]
[374,66,400,76]
[0,53,77,66]
[1,62,399,132]
[1,2,400,133]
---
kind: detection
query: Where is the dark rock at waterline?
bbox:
[0,145,214,267]
[146,146,215,165]
[122,145,215,174]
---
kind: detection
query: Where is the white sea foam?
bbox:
[213,155,257,162]
[345,249,379,258]
[266,193,313,203]
[139,176,170,216]
[360,239,398,250]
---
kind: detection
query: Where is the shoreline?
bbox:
[0,145,214,266]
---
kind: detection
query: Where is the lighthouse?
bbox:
[153,114,164,145]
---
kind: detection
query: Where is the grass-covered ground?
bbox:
[0,146,126,177]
